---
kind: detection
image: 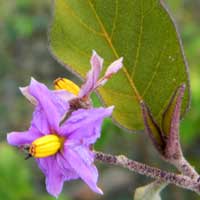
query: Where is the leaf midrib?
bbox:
[87,0,142,102]
[87,0,187,122]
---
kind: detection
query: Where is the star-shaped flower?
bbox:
[54,50,123,100]
[7,51,123,198]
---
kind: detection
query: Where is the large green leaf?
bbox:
[49,0,190,131]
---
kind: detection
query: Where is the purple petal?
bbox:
[66,119,103,145]
[31,91,74,135]
[36,156,65,198]
[7,127,41,146]
[79,50,103,98]
[56,153,79,180]
[60,106,114,144]
[53,90,76,102]
[96,57,123,86]
[20,86,37,105]
[31,105,51,135]
[28,78,69,132]
[64,145,103,194]
[105,57,123,76]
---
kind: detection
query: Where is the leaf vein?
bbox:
[110,0,118,40]
[87,0,142,102]
[141,39,168,97]
[100,87,137,98]
[63,1,104,36]
[59,25,91,58]
[131,0,144,79]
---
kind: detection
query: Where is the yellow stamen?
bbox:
[29,134,64,158]
[54,78,80,96]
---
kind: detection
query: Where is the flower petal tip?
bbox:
[30,77,40,88]
[91,185,103,195]
[19,86,25,91]
[97,188,104,195]
[19,86,28,95]
[91,50,104,65]
[104,57,123,76]
[92,49,97,55]
[118,57,123,63]
[19,85,37,105]
[50,192,59,199]
[30,77,37,83]
[108,105,115,113]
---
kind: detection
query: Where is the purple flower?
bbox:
[7,51,123,198]
[7,78,113,197]
[54,50,123,100]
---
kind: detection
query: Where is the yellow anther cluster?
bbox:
[29,134,63,158]
[54,78,80,96]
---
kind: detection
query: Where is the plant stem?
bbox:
[95,151,200,194]
[170,156,199,181]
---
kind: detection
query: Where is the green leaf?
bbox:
[49,0,190,131]
[134,181,167,200]
[162,84,185,137]
[140,101,165,154]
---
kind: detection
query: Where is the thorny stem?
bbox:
[95,151,200,194]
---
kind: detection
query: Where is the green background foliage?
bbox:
[0,0,200,199]
[50,0,190,131]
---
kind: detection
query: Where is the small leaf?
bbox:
[162,84,186,136]
[141,85,186,159]
[140,101,165,153]
[134,181,167,200]
[162,84,186,159]
[49,0,190,131]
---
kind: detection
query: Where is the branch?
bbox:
[95,151,200,194]
[168,156,199,181]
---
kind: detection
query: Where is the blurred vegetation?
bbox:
[0,0,200,199]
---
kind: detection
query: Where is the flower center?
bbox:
[29,134,64,158]
[54,77,80,96]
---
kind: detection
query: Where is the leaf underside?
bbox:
[49,0,190,131]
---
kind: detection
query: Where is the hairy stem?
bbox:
[170,156,199,181]
[95,151,200,194]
